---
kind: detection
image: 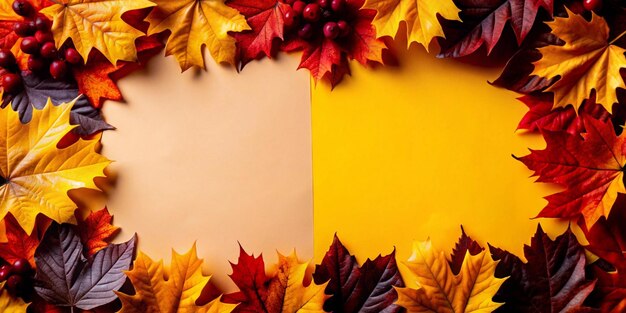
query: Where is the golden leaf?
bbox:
[532,9,626,112]
[0,282,28,312]
[0,96,110,234]
[117,244,236,313]
[145,0,250,71]
[363,0,460,50]
[41,0,155,64]
[396,240,505,313]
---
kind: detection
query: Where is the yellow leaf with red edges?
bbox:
[363,0,460,50]
[117,244,236,313]
[0,95,110,234]
[145,0,250,71]
[532,9,626,112]
[41,0,155,64]
[396,240,505,312]
[0,282,28,312]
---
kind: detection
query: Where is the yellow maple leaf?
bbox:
[145,0,250,71]
[0,96,110,235]
[0,282,28,312]
[396,240,505,313]
[41,0,155,65]
[363,0,460,50]
[532,9,626,112]
[117,244,236,313]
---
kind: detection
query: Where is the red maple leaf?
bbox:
[0,214,49,267]
[517,115,626,226]
[77,208,119,256]
[227,0,290,66]
[448,226,484,274]
[222,246,270,311]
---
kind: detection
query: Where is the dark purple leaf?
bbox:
[449,226,484,274]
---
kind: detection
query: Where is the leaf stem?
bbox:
[609,30,626,45]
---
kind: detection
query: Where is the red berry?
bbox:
[20,36,39,54]
[40,41,57,58]
[0,49,16,69]
[318,0,330,8]
[303,3,321,22]
[34,15,51,31]
[12,259,30,274]
[0,268,10,282]
[2,73,22,93]
[6,275,24,295]
[27,55,46,72]
[323,21,339,39]
[283,8,297,28]
[35,30,53,43]
[64,48,82,64]
[337,20,351,37]
[292,1,306,15]
[331,0,344,11]
[12,0,34,17]
[298,23,313,39]
[583,0,602,11]
[49,60,67,79]
[12,21,35,37]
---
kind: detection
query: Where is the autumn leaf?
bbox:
[531,9,626,112]
[224,247,328,313]
[0,282,28,312]
[0,214,49,267]
[117,244,235,313]
[41,0,155,64]
[1,72,114,136]
[34,223,136,310]
[313,234,404,313]
[448,226,484,275]
[0,97,110,234]
[395,239,505,312]
[362,0,460,50]
[490,225,596,312]
[517,114,626,226]
[437,0,553,58]
[145,0,250,71]
[77,208,119,257]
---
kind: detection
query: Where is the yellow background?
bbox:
[311,45,573,264]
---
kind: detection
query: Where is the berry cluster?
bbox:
[0,259,33,298]
[1,0,83,94]
[582,0,602,11]
[281,0,352,41]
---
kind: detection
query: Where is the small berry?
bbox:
[12,259,30,275]
[337,20,351,37]
[27,55,46,72]
[323,22,339,39]
[298,23,313,39]
[6,275,24,295]
[583,0,602,11]
[13,21,35,37]
[49,60,67,79]
[283,8,297,28]
[0,268,10,282]
[292,1,306,15]
[34,30,53,43]
[331,0,344,12]
[40,41,57,58]
[20,36,39,54]
[34,15,51,31]
[12,0,34,17]
[64,48,82,64]
[0,49,17,69]
[2,73,22,94]
[302,3,321,22]
[318,0,330,8]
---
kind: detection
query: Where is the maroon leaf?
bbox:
[449,226,484,275]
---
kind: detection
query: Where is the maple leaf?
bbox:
[0,282,29,312]
[224,247,328,313]
[34,223,136,310]
[395,239,505,312]
[531,9,626,112]
[437,0,554,58]
[581,194,626,313]
[1,72,113,136]
[117,244,235,313]
[313,234,404,313]
[362,0,460,50]
[490,225,596,312]
[448,226,484,275]
[517,114,626,226]
[145,0,250,71]
[41,0,155,64]
[77,208,119,257]
[0,213,49,267]
[0,97,110,234]
[227,0,290,67]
